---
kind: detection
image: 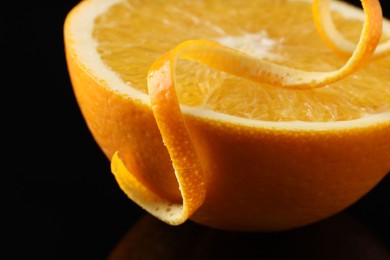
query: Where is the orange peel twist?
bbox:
[313,0,390,59]
[111,0,390,225]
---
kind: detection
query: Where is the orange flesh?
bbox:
[94,0,390,122]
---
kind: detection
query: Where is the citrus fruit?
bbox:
[64,0,390,231]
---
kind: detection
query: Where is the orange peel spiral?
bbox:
[111,0,390,226]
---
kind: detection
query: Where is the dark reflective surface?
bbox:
[6,173,390,259]
[4,0,390,259]
[109,213,390,260]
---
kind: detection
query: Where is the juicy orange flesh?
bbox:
[93,0,390,122]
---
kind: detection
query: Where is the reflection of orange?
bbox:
[64,0,390,231]
[108,213,390,259]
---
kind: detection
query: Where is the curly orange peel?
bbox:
[313,0,390,59]
[111,0,389,225]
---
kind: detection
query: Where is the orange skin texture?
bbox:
[66,46,390,231]
[186,117,390,230]
[66,52,181,202]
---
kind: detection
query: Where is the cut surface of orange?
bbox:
[64,0,390,231]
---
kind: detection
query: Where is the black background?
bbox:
[3,1,390,259]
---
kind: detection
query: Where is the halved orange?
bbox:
[64,0,390,231]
